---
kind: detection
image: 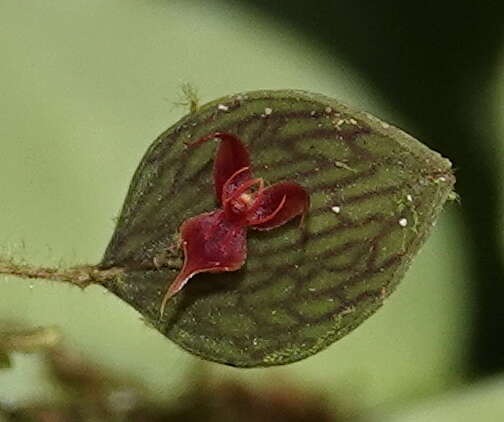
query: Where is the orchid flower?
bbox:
[160,132,309,315]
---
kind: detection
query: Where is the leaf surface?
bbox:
[101,90,455,367]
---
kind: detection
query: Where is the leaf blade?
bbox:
[102,90,455,367]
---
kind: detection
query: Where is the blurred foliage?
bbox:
[2,329,504,422]
[367,377,504,422]
[0,325,61,356]
[0,337,340,422]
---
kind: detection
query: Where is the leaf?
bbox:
[101,90,455,367]
[370,376,504,422]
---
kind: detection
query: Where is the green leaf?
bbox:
[101,90,455,367]
[368,376,504,422]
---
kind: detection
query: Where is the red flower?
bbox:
[160,133,309,315]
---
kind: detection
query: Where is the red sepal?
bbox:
[248,182,310,230]
[160,210,246,315]
[190,132,252,205]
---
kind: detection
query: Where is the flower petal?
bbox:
[160,209,247,314]
[247,182,309,230]
[192,132,252,204]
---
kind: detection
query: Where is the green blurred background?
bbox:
[0,0,503,420]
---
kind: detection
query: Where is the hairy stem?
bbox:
[0,260,123,288]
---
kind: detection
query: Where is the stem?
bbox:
[0,260,123,288]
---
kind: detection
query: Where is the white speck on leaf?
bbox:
[325,106,332,114]
[217,104,229,111]
[333,118,345,130]
[331,205,341,214]
[264,107,273,115]
[406,194,413,202]
[341,306,355,316]
[334,161,354,171]
[380,287,387,298]
[399,218,408,227]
